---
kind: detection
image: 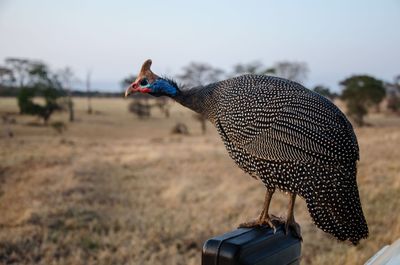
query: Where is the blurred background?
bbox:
[0,1,399,264]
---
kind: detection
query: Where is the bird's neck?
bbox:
[172,84,217,121]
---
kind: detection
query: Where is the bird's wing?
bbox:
[217,85,359,165]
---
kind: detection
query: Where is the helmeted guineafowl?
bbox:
[125,59,369,245]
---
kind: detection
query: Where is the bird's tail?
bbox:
[299,162,368,245]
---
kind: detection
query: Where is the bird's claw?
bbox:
[238,214,282,232]
[284,218,302,241]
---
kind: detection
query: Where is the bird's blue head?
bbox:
[125,59,178,98]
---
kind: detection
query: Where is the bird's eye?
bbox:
[140,78,148,86]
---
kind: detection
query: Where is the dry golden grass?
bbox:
[0,97,399,264]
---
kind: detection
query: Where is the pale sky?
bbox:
[0,0,399,91]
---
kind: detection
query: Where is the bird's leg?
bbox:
[285,193,302,240]
[238,189,279,231]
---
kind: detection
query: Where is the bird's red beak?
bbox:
[125,81,152,97]
[125,81,139,98]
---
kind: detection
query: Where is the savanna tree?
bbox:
[5,58,30,88]
[17,61,65,124]
[0,66,15,86]
[340,75,386,126]
[313,85,336,100]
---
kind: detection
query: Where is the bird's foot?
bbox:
[238,214,282,232]
[284,218,302,241]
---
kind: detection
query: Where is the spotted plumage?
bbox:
[125,60,368,245]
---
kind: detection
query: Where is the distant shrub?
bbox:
[17,86,64,124]
[193,113,207,135]
[128,98,151,119]
[171,123,189,135]
[2,114,16,125]
[50,121,67,134]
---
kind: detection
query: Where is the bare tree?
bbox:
[177,62,225,134]
[231,61,274,76]
[177,62,224,88]
[86,70,92,114]
[394,74,400,87]
[386,75,400,113]
[58,67,76,122]
[270,61,309,84]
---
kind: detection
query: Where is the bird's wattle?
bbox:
[138,87,151,93]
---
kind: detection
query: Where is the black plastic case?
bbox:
[202,225,302,265]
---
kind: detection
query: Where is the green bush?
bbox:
[340,75,386,126]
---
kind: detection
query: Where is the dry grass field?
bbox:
[0,97,399,265]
